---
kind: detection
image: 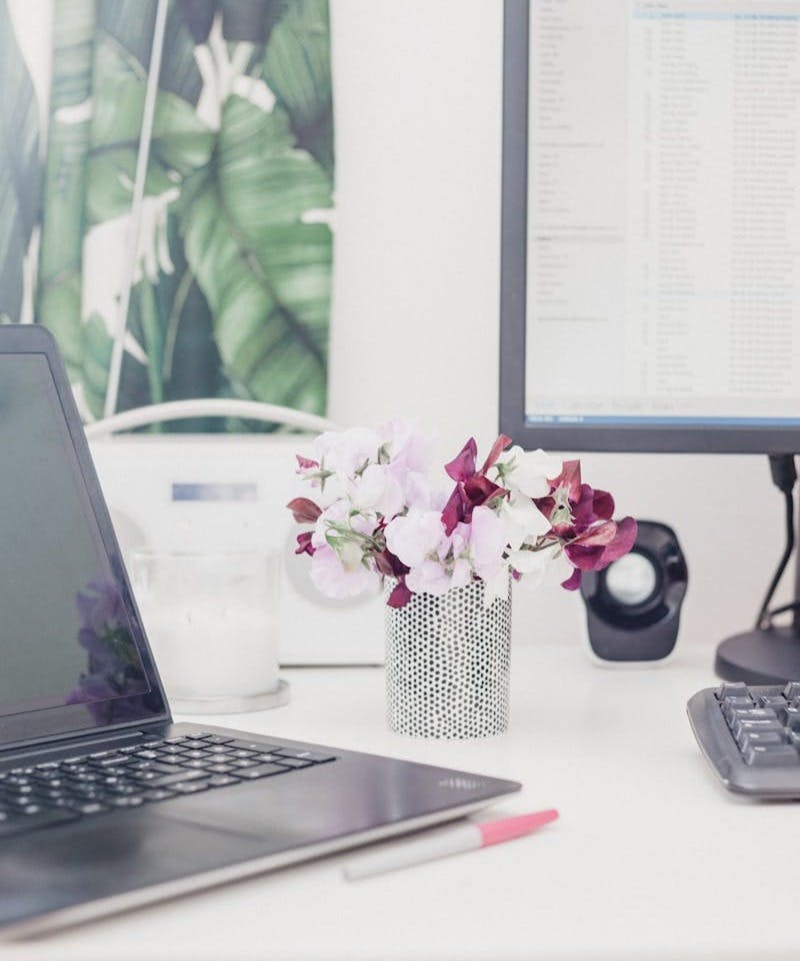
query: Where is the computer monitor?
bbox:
[499,0,800,681]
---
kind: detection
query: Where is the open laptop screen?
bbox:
[0,350,165,743]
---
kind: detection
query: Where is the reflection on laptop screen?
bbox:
[0,354,149,719]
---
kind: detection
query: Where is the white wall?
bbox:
[327,0,794,655]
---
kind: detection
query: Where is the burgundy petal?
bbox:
[591,489,615,521]
[441,484,466,535]
[463,474,505,509]
[596,516,638,568]
[375,550,409,577]
[286,497,322,524]
[294,531,315,556]
[445,438,478,482]
[561,567,583,591]
[571,484,598,529]
[387,580,412,608]
[564,542,606,571]
[533,493,556,526]
[295,454,319,471]
[571,519,618,549]
[480,434,512,474]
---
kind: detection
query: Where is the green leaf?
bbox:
[262,0,333,174]
[37,0,95,361]
[86,40,215,225]
[99,0,205,106]
[0,0,42,321]
[181,94,332,414]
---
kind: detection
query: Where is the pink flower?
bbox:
[385,508,445,569]
[310,544,379,599]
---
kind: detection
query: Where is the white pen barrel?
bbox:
[343,824,481,881]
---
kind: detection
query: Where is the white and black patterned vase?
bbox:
[384,578,512,739]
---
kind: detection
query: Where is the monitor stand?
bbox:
[716,483,800,684]
[715,627,800,685]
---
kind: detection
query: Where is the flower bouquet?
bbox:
[287,423,636,738]
[287,422,637,608]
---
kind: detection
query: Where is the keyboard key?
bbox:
[142,789,176,802]
[205,763,238,775]
[228,740,281,754]
[172,780,211,794]
[744,744,799,766]
[270,757,313,769]
[147,770,206,789]
[716,682,751,701]
[207,775,240,787]
[784,682,800,700]
[235,764,291,780]
[739,730,786,748]
[69,802,109,816]
[108,796,145,808]
[273,748,336,763]
[201,735,234,745]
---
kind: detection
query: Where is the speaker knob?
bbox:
[604,552,658,607]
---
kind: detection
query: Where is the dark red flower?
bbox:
[480,433,512,473]
[295,531,315,556]
[296,454,319,471]
[445,438,478,482]
[387,579,412,608]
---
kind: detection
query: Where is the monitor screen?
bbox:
[500,0,800,453]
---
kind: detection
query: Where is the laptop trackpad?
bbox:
[0,810,265,929]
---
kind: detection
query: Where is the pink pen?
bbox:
[342,809,559,881]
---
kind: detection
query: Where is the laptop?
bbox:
[0,325,520,939]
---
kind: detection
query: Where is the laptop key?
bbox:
[108,796,145,808]
[207,775,240,787]
[270,757,313,770]
[69,802,110,816]
[205,763,238,775]
[172,780,211,794]
[147,770,206,789]
[273,749,337,763]
[235,764,291,780]
[142,789,176,802]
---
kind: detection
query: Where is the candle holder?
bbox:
[129,550,289,714]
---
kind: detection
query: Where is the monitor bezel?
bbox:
[0,324,170,751]
[499,0,800,455]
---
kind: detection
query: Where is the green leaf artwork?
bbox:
[4,0,334,429]
[0,1,42,325]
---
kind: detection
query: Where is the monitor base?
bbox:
[715,628,800,685]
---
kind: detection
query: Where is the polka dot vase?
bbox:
[384,578,511,739]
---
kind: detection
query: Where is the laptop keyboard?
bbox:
[0,733,336,839]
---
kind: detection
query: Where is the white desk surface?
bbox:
[3,637,797,961]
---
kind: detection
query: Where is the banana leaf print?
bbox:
[0,1,41,325]
[34,0,334,429]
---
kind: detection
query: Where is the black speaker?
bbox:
[579,520,688,663]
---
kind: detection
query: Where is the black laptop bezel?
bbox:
[0,324,170,751]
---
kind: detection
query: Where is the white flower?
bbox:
[497,490,551,550]
[496,446,562,499]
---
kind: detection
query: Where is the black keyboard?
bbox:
[688,682,800,798]
[0,732,336,838]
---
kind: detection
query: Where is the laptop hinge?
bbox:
[0,718,171,766]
